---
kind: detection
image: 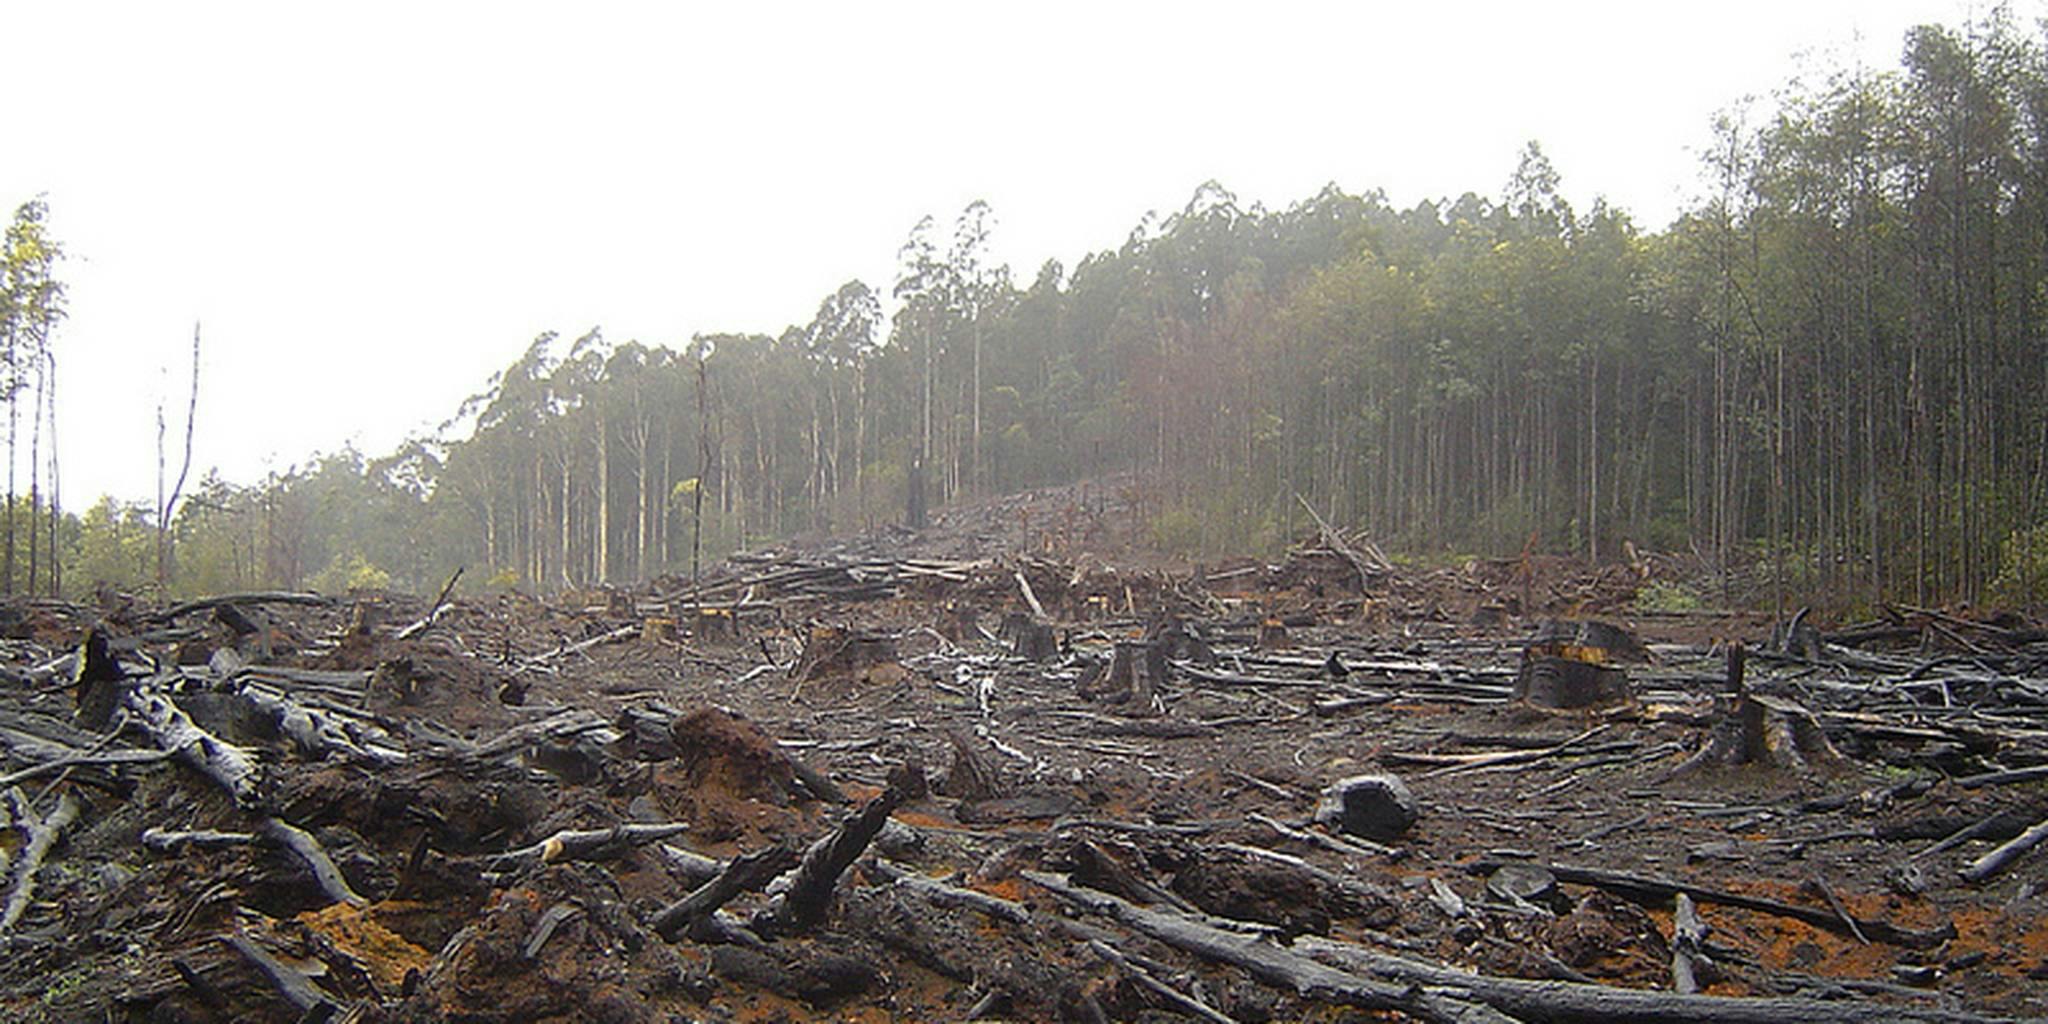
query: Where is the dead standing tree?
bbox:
[156,322,201,590]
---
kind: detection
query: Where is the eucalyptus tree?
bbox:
[893,216,947,525]
[803,279,882,518]
[1,197,65,593]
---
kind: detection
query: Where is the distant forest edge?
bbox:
[11,11,2048,611]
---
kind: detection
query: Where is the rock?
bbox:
[1313,774,1418,842]
[1487,863,1564,913]
[874,819,926,860]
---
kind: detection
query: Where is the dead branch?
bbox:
[123,676,264,809]
[395,566,464,641]
[224,932,342,1018]
[766,764,922,933]
[487,822,691,868]
[0,790,80,936]
[1085,937,1239,1024]
[652,840,800,941]
[260,817,367,908]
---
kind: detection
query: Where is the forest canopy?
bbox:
[13,11,2048,611]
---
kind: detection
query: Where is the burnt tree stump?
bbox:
[1079,640,1165,716]
[1668,643,1840,777]
[791,624,899,684]
[999,612,1057,662]
[693,607,740,646]
[1512,620,1640,712]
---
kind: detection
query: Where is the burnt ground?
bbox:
[2,476,2046,1022]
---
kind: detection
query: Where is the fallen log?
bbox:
[1025,869,1523,1024]
[155,592,331,622]
[486,822,691,868]
[224,932,342,1019]
[1038,873,2013,1023]
[123,676,265,809]
[1467,857,1953,948]
[1960,812,2048,884]
[1292,928,2014,1024]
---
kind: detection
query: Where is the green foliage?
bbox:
[1149,506,1202,557]
[1633,580,1705,613]
[69,498,152,594]
[1988,523,2048,609]
[309,551,392,594]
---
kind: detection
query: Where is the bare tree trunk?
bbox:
[4,323,15,595]
[44,351,58,598]
[156,324,201,591]
[691,356,709,594]
[27,347,43,593]
[597,418,610,584]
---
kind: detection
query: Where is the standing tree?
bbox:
[1,197,66,594]
[893,217,946,527]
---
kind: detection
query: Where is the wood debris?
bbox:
[0,480,2044,1021]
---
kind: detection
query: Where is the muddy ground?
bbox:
[1,477,2045,1022]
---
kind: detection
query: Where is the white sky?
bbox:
[0,0,1994,507]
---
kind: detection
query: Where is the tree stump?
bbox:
[1512,620,1640,712]
[643,616,678,645]
[998,612,1057,662]
[1668,643,1841,777]
[936,601,979,644]
[1079,640,1165,715]
[693,607,740,646]
[1146,615,1214,665]
[1257,618,1291,651]
[791,624,900,685]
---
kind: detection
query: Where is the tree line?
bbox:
[18,12,2048,611]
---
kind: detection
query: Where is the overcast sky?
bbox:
[0,0,1997,507]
